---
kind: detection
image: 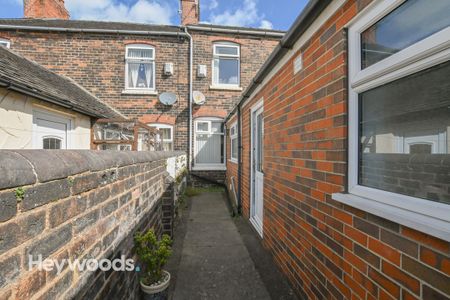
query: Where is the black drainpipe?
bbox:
[237,104,242,214]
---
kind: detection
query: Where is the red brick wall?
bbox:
[0,29,279,157]
[227,0,450,299]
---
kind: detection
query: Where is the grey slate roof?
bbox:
[0,46,122,118]
[0,18,183,34]
[0,18,285,36]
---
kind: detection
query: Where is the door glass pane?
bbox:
[361,0,450,68]
[218,58,239,85]
[359,61,450,204]
[257,113,263,172]
[211,122,223,133]
[196,134,223,164]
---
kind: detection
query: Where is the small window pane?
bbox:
[160,128,171,140]
[216,46,238,56]
[43,137,62,149]
[162,142,173,151]
[361,0,450,68]
[127,48,153,59]
[231,138,238,159]
[217,58,239,85]
[211,122,223,133]
[359,61,450,204]
[197,122,209,132]
[128,63,153,89]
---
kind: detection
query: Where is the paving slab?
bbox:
[170,192,271,300]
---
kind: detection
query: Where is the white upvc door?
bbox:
[33,111,71,149]
[250,102,264,237]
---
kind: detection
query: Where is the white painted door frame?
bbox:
[250,99,264,237]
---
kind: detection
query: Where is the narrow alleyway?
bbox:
[166,191,296,300]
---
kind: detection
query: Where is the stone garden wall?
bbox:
[0,150,186,300]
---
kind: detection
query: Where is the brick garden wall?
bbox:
[227,0,450,299]
[0,150,185,300]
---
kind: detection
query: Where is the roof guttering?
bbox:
[0,24,188,37]
[186,25,285,38]
[0,78,109,118]
[225,0,332,122]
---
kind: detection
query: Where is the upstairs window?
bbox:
[212,42,240,87]
[125,44,155,91]
[0,38,10,48]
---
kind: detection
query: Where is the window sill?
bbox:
[192,165,227,171]
[209,85,243,91]
[332,192,450,242]
[122,90,158,95]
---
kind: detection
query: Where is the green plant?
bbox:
[15,187,25,202]
[175,168,188,184]
[67,177,74,186]
[134,229,172,285]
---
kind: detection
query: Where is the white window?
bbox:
[0,39,10,48]
[333,0,450,241]
[125,44,155,91]
[194,118,226,170]
[212,42,240,87]
[230,122,238,163]
[149,124,173,151]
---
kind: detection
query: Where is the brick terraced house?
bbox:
[226,0,450,299]
[0,46,122,149]
[0,0,284,183]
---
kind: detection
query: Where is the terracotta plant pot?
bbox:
[140,270,171,296]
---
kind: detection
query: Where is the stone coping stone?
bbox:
[0,150,185,189]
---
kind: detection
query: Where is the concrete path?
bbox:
[170,192,271,300]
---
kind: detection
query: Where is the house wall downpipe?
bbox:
[184,27,193,171]
[237,104,242,214]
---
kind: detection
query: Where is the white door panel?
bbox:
[33,111,70,149]
[251,104,264,237]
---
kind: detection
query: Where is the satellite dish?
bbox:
[193,91,206,105]
[159,92,177,106]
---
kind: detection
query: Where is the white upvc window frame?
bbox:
[148,123,174,151]
[0,38,10,48]
[124,44,156,92]
[332,0,450,242]
[212,42,241,88]
[229,121,238,163]
[193,117,226,171]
